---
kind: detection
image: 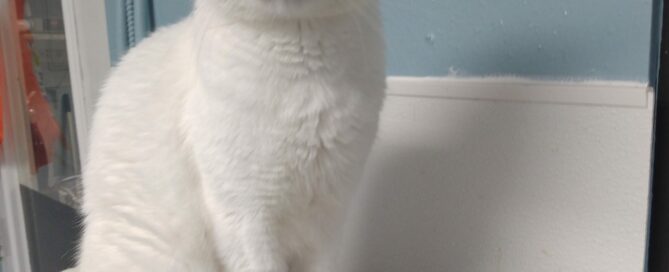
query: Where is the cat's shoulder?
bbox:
[102,18,194,91]
[117,18,193,68]
[96,18,195,104]
[92,18,195,125]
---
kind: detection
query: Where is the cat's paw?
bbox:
[245,261,289,272]
[245,267,289,272]
[244,264,290,272]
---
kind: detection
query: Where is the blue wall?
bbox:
[153,0,193,28]
[105,0,156,64]
[108,0,658,82]
[385,0,655,81]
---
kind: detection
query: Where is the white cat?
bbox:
[75,0,385,271]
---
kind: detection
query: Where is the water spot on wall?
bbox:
[448,66,460,76]
[563,10,569,16]
[425,33,437,46]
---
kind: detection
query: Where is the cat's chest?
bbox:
[187,66,379,173]
[189,82,364,152]
[184,20,382,175]
[195,20,362,87]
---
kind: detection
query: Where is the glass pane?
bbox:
[2,0,82,271]
[20,0,82,205]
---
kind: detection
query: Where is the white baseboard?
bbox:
[387,77,651,108]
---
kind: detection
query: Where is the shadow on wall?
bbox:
[339,84,652,271]
[347,102,539,271]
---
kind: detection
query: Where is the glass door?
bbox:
[0,0,94,271]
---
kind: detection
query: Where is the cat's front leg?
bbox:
[238,218,289,272]
[199,184,290,272]
[186,88,292,272]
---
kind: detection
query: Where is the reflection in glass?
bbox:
[16,0,82,207]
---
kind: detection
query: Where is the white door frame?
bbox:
[62,0,112,165]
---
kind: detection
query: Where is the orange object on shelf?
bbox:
[0,48,5,145]
[14,0,63,169]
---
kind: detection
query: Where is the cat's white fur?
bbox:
[75,0,385,271]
